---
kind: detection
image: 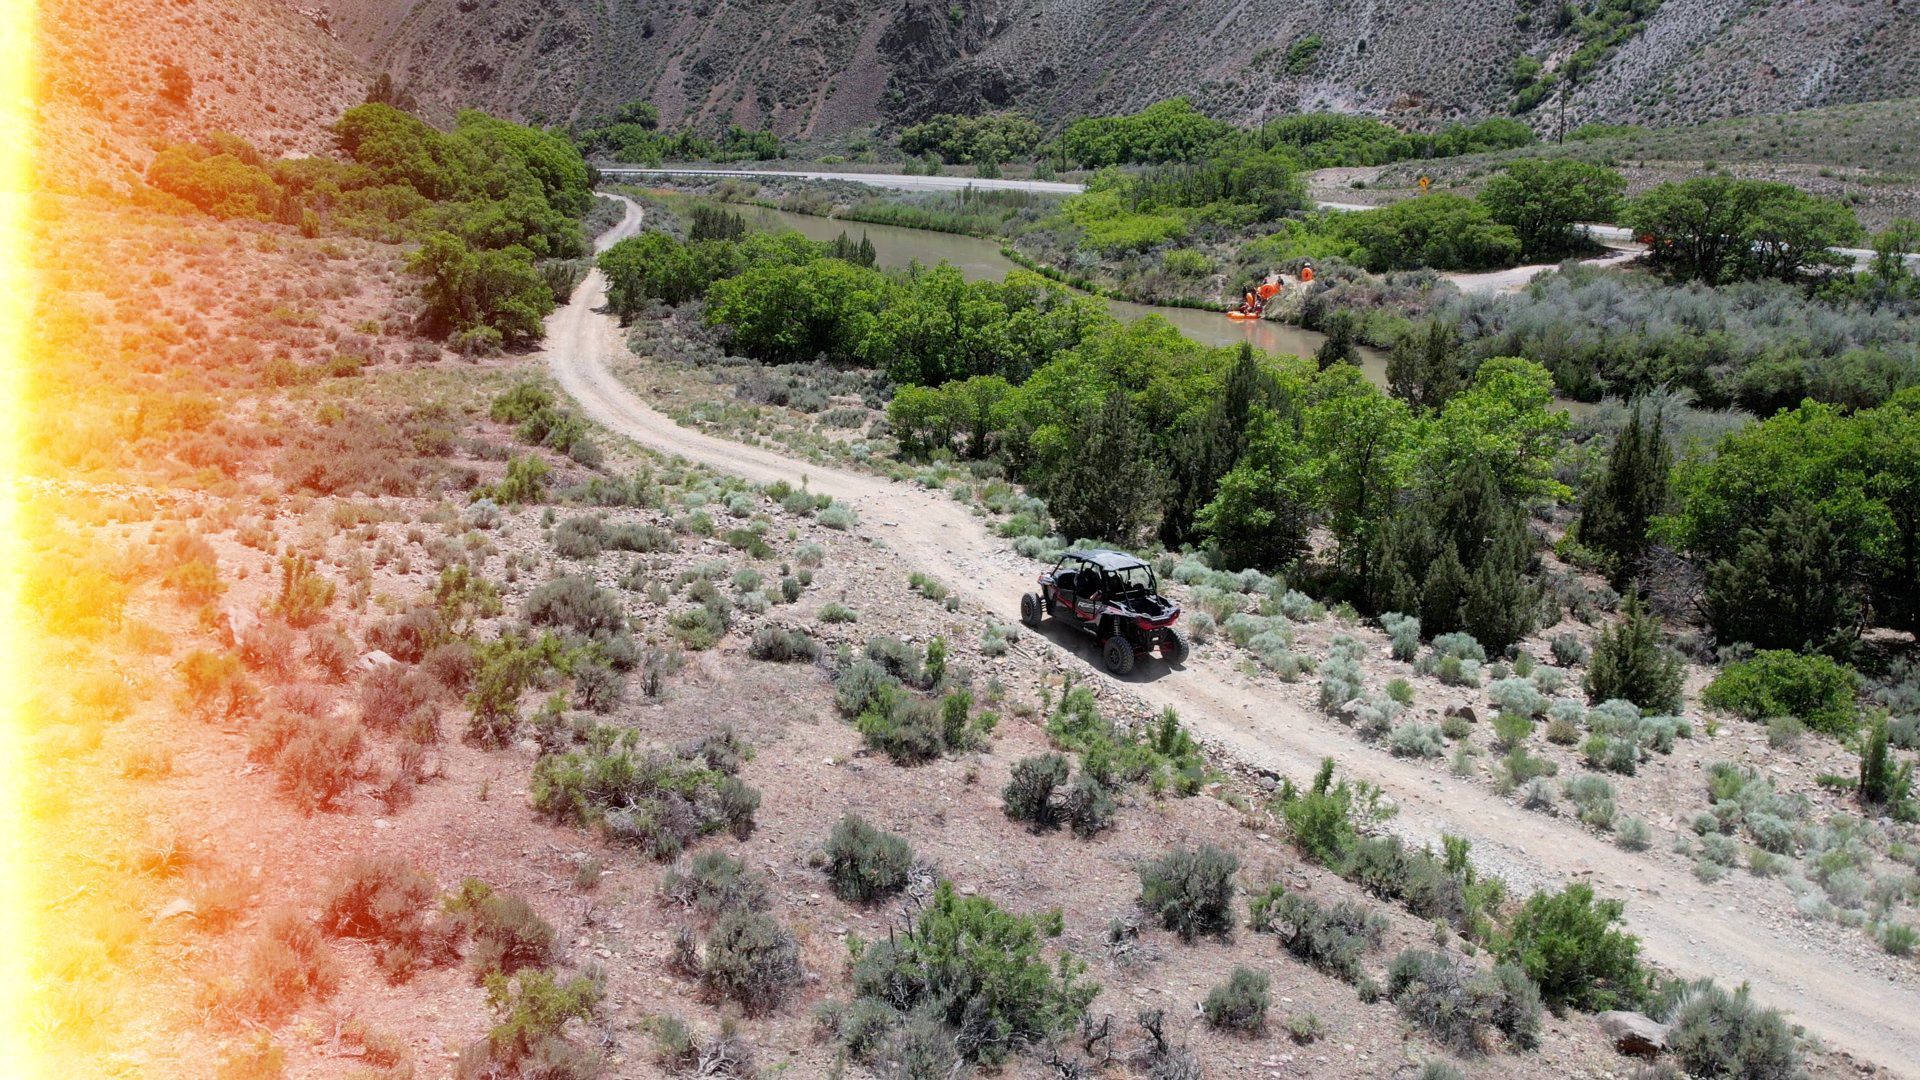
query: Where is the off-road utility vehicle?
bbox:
[1019,549,1187,675]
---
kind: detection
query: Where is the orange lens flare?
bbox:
[2,1,40,1074]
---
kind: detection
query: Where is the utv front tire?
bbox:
[1103,635,1136,676]
[1160,627,1189,665]
[1020,592,1043,628]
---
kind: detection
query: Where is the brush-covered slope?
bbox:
[314,0,1920,136]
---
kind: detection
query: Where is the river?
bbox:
[733,204,1397,387]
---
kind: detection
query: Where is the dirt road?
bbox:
[551,197,1919,1075]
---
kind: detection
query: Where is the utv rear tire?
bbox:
[1103,635,1136,676]
[1020,592,1043,628]
[1160,627,1189,665]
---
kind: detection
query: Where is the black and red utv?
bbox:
[1019,549,1187,675]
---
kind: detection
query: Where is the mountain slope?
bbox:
[314,0,1920,137]
[35,0,372,190]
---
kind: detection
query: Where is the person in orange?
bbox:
[1300,261,1316,284]
[1242,290,1259,315]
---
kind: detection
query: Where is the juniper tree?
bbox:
[1160,343,1275,547]
[1385,320,1466,411]
[1584,595,1684,713]
[1369,457,1537,651]
[1043,390,1163,545]
[1577,400,1671,591]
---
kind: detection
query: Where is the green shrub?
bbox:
[444,879,556,978]
[270,715,365,813]
[1583,597,1684,713]
[1248,885,1384,980]
[1703,651,1859,736]
[747,626,818,662]
[1381,611,1421,661]
[1564,775,1617,830]
[834,660,898,716]
[1063,772,1118,838]
[820,602,859,623]
[669,604,728,650]
[320,856,454,981]
[552,515,608,559]
[1858,713,1917,815]
[1046,691,1207,797]
[1879,922,1918,956]
[1285,1012,1324,1044]
[1277,758,1378,865]
[531,729,759,858]
[1664,981,1802,1080]
[823,814,914,902]
[1003,753,1071,831]
[849,881,1094,1065]
[525,575,626,637]
[1138,845,1238,942]
[660,851,769,916]
[462,968,603,1079]
[1496,882,1645,1012]
[1389,721,1446,758]
[701,910,802,1015]
[1615,817,1652,852]
[864,635,925,686]
[1202,967,1269,1033]
[1551,634,1589,667]
[855,694,950,763]
[241,910,341,1024]
[1386,948,1542,1053]
[1492,711,1534,752]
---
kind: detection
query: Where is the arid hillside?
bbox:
[34,0,370,191]
[313,0,1920,136]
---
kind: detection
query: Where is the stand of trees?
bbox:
[571,100,785,165]
[1055,100,1538,170]
[144,103,596,351]
[1623,177,1862,285]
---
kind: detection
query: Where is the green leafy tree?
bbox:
[1479,158,1626,260]
[1195,407,1315,570]
[705,258,888,365]
[1303,365,1413,592]
[1497,883,1646,1012]
[1577,399,1671,590]
[408,232,553,348]
[1624,177,1861,284]
[1344,193,1522,272]
[1583,596,1684,713]
[1058,98,1233,167]
[146,140,285,220]
[1422,356,1570,502]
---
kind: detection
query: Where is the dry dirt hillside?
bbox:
[34,0,371,192]
[313,0,1920,136]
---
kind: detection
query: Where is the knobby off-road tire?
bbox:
[1103,635,1135,676]
[1160,627,1189,665]
[1020,592,1043,628]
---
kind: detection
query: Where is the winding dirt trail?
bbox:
[551,198,1920,1075]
